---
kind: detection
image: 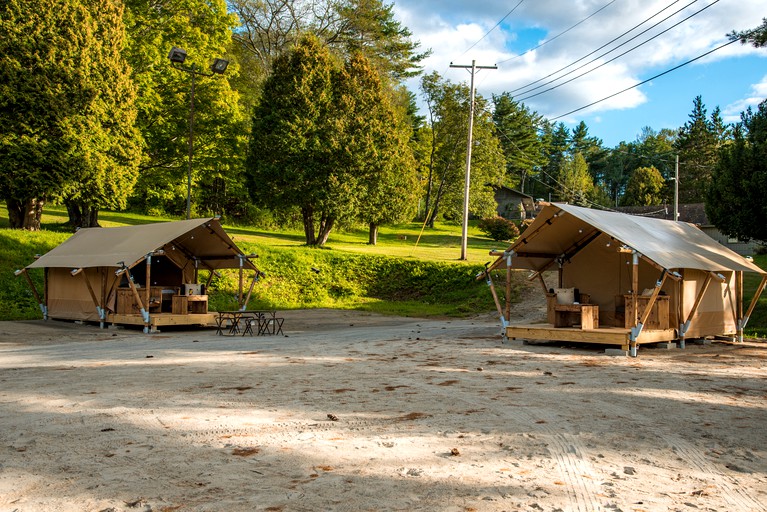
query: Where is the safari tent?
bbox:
[17,218,261,332]
[484,203,767,356]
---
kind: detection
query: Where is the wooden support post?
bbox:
[118,267,150,331]
[536,272,548,294]
[242,272,259,311]
[504,253,512,324]
[483,266,506,330]
[73,269,105,327]
[681,272,714,345]
[15,268,45,318]
[735,271,743,342]
[741,275,767,340]
[638,271,667,327]
[145,254,152,316]
[18,268,42,304]
[238,255,244,309]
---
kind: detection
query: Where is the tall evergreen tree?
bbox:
[491,93,545,195]
[247,35,339,245]
[674,96,726,203]
[0,0,141,229]
[706,99,767,242]
[335,54,419,245]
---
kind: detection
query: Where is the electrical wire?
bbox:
[496,0,618,65]
[461,0,526,56]
[549,38,738,120]
[510,0,689,95]
[516,0,720,102]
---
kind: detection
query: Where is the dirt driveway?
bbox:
[1,309,766,511]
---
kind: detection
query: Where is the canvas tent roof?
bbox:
[493,203,764,275]
[26,218,257,271]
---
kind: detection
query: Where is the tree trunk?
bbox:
[6,197,44,231]
[368,222,378,245]
[427,176,447,228]
[66,201,101,228]
[316,215,334,246]
[301,206,316,245]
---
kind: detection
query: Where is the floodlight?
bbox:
[169,47,187,64]
[210,58,229,74]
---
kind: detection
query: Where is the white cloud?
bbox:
[394,0,764,120]
[723,75,767,123]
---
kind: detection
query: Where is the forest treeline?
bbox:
[1,2,765,245]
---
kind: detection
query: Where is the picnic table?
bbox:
[215,310,284,336]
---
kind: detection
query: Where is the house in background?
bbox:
[491,185,536,220]
[616,203,761,256]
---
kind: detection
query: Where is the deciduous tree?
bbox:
[621,166,667,206]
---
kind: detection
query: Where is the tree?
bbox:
[335,54,419,245]
[247,35,347,246]
[123,0,244,219]
[538,121,571,201]
[621,166,666,206]
[674,96,727,203]
[559,153,593,206]
[729,18,767,47]
[491,93,546,194]
[0,0,141,230]
[706,99,767,242]
[230,0,427,83]
[418,72,505,227]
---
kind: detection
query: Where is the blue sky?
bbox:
[392,0,767,147]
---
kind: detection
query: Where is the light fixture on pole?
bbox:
[168,46,229,219]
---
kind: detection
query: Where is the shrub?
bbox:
[477,216,520,242]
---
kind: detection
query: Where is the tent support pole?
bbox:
[740,274,767,341]
[238,255,245,309]
[505,252,513,324]
[679,272,720,347]
[145,254,152,320]
[118,267,151,333]
[15,268,47,320]
[482,263,507,338]
[628,251,640,357]
[73,269,106,328]
[735,271,743,342]
[242,272,260,311]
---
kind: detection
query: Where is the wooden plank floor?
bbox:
[109,313,216,328]
[505,323,677,346]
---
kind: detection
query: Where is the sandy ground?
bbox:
[1,305,766,512]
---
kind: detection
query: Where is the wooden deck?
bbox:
[506,323,677,350]
[108,313,217,330]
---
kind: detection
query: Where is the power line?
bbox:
[516,0,720,102]
[510,0,690,95]
[462,0,525,56]
[549,38,738,120]
[497,0,618,65]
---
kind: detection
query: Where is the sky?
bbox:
[391,0,767,148]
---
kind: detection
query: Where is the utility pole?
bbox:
[674,154,679,221]
[450,60,497,260]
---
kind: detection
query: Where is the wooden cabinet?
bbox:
[623,295,670,329]
[553,304,599,329]
[115,287,181,315]
[172,294,208,314]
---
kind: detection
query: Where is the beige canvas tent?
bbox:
[17,218,260,332]
[484,203,767,356]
